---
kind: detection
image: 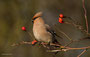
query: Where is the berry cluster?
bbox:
[59,14,64,23]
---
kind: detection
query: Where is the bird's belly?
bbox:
[33,30,52,42]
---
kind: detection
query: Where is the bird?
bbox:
[32,12,61,45]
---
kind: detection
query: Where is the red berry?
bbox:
[22,26,26,31]
[59,18,64,23]
[59,14,64,18]
[33,40,37,42]
[32,41,34,45]
[32,40,37,45]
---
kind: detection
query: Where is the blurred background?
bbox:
[0,0,90,57]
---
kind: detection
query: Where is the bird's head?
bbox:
[32,12,42,23]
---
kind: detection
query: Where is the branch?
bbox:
[11,41,32,46]
[11,41,90,57]
[64,21,90,36]
[47,46,90,52]
[11,41,90,51]
[11,41,60,47]
[82,0,88,33]
[77,49,86,57]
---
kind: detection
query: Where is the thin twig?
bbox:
[58,30,72,41]
[64,40,73,47]
[64,22,86,32]
[47,46,90,52]
[54,25,72,41]
[64,21,90,36]
[65,46,90,50]
[82,0,88,33]
[11,41,61,47]
[77,49,86,57]
[11,41,32,46]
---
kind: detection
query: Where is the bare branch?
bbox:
[64,21,90,36]
[77,49,86,57]
[47,46,90,52]
[11,41,32,46]
[82,0,88,33]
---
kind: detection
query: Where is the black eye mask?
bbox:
[32,16,40,23]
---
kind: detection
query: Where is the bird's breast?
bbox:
[33,24,52,42]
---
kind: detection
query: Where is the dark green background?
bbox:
[0,0,90,57]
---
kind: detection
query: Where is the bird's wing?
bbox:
[45,24,62,38]
[45,24,61,42]
[45,24,53,34]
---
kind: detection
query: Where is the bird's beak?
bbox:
[32,20,34,23]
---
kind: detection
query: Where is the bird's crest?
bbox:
[32,12,42,20]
